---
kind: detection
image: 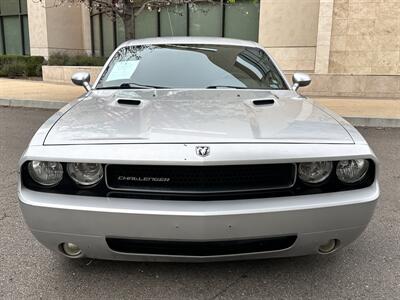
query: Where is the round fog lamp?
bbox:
[67,163,103,186]
[298,161,333,184]
[318,239,338,254]
[62,242,82,256]
[336,159,369,184]
[28,161,63,186]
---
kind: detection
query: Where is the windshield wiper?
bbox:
[206,85,247,89]
[97,82,169,90]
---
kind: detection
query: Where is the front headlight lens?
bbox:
[336,159,369,184]
[28,161,63,186]
[298,161,333,184]
[67,163,103,186]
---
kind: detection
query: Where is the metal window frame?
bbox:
[0,0,29,55]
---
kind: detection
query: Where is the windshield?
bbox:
[96,44,288,90]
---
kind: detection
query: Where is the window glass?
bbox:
[116,16,125,46]
[97,44,287,90]
[160,6,187,37]
[224,0,260,41]
[90,1,261,55]
[91,15,102,56]
[0,0,20,15]
[0,20,3,54]
[189,3,222,37]
[102,16,114,56]
[20,0,27,14]
[3,16,22,54]
[135,10,158,39]
[23,15,29,54]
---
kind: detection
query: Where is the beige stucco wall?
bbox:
[81,6,92,55]
[314,0,334,74]
[28,0,91,57]
[27,0,49,57]
[42,66,102,85]
[329,0,400,75]
[259,0,320,71]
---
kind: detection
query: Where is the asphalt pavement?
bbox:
[0,106,399,299]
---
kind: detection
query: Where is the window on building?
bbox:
[0,0,30,55]
[91,0,260,57]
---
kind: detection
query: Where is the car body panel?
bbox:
[20,143,376,167]
[19,182,378,262]
[43,90,354,145]
[18,37,379,261]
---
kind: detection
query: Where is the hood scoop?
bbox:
[252,99,275,106]
[117,99,142,106]
[44,90,354,145]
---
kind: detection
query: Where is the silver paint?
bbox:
[18,37,379,261]
[43,90,354,145]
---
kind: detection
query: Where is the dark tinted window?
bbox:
[97,44,288,90]
[0,0,30,55]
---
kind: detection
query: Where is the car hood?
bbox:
[44,90,353,145]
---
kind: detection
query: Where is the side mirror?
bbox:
[72,72,92,91]
[292,73,311,91]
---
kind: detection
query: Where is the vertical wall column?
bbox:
[314,0,334,74]
[27,0,91,57]
[27,0,49,57]
[81,5,92,55]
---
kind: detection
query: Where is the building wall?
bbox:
[28,0,90,57]
[81,6,92,55]
[258,0,321,71]
[27,0,49,57]
[25,0,400,79]
[0,0,31,55]
[329,0,400,75]
[45,5,86,55]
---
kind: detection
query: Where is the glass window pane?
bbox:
[102,15,114,56]
[116,16,125,46]
[20,0,27,14]
[23,15,29,54]
[160,5,187,37]
[135,10,158,38]
[0,0,20,15]
[224,0,260,42]
[98,44,287,90]
[3,16,22,54]
[189,3,222,37]
[91,15,102,56]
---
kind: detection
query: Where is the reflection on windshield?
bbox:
[97,44,288,90]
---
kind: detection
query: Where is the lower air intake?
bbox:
[106,236,297,256]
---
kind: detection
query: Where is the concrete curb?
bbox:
[345,117,400,128]
[1,98,400,128]
[0,98,67,110]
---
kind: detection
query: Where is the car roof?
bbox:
[120,36,261,48]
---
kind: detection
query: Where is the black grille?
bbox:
[105,164,296,194]
[106,236,297,256]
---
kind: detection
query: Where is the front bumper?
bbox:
[18,181,379,262]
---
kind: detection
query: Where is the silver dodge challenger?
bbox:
[18,37,379,262]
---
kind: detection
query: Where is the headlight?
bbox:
[298,161,333,184]
[28,161,63,187]
[336,159,369,184]
[67,163,103,186]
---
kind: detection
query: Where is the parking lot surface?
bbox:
[0,106,399,299]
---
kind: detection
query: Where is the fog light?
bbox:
[62,242,82,256]
[318,239,338,254]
